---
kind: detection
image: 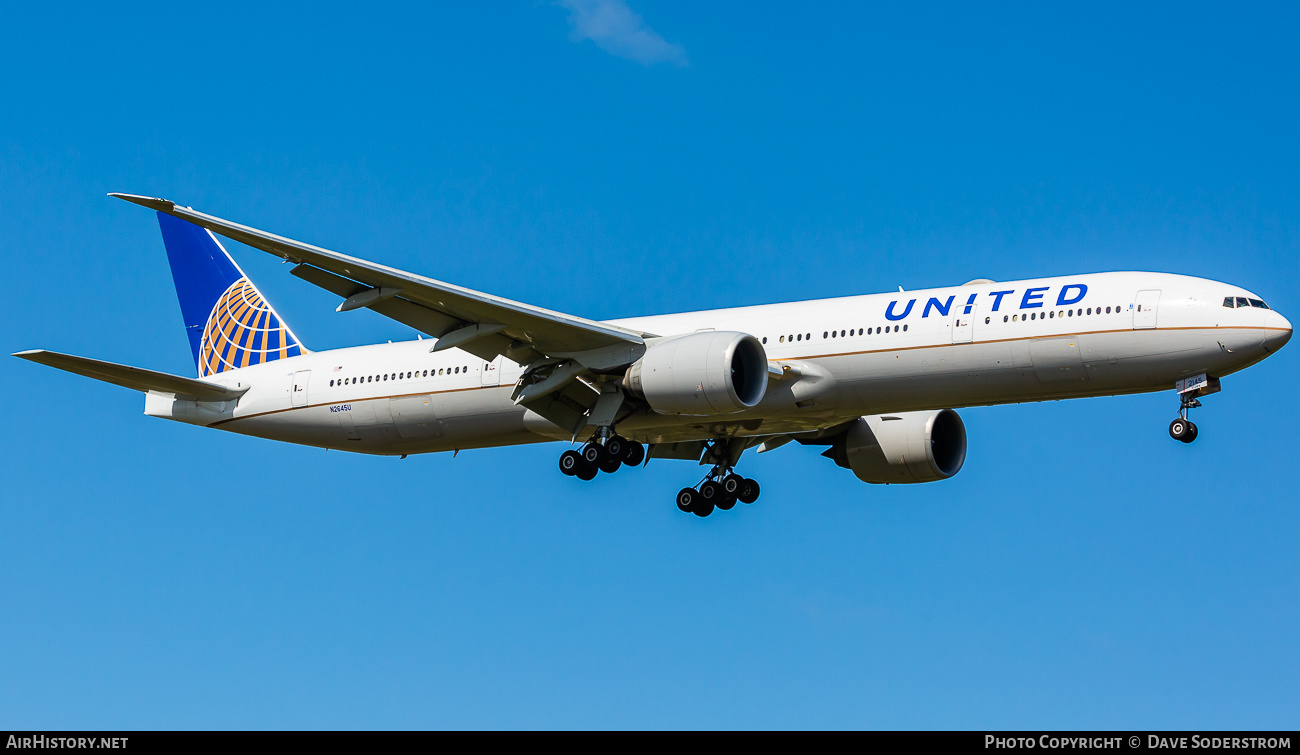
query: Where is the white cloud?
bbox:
[557,0,688,67]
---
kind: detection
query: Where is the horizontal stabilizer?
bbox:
[13,350,248,401]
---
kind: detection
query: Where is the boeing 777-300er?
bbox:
[14,194,1293,516]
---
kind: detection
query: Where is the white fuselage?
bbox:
[144,271,1291,455]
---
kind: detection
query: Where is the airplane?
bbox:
[14,194,1293,517]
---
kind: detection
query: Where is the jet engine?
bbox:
[822,409,967,484]
[623,331,768,415]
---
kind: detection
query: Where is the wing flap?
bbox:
[14,350,247,401]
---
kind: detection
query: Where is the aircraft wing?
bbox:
[110,194,652,363]
[13,350,248,401]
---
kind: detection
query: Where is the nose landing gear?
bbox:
[1169,413,1198,443]
[1169,374,1221,444]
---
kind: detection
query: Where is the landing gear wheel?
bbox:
[676,487,698,513]
[721,473,744,496]
[737,478,760,504]
[605,436,625,461]
[598,455,622,474]
[575,461,598,481]
[1184,421,1198,444]
[624,441,645,466]
[699,480,723,504]
[716,493,737,510]
[1169,418,1190,442]
[581,443,605,466]
[558,450,582,476]
[693,500,715,517]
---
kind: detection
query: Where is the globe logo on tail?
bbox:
[198,278,302,376]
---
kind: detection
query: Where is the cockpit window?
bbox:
[1223,297,1235,308]
[1236,297,1251,308]
[1249,299,1269,309]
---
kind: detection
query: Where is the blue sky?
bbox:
[2,1,1297,729]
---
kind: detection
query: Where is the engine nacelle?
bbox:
[623,331,768,415]
[825,409,967,484]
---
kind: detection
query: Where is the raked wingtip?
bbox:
[108,193,175,212]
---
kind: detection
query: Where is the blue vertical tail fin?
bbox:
[157,212,307,377]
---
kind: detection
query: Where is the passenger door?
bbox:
[291,370,310,407]
[1133,290,1160,330]
[952,306,976,344]
[481,356,502,387]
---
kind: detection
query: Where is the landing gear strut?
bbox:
[558,432,644,480]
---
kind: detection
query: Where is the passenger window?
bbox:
[796,334,802,341]
[1067,310,1073,317]
[841,330,846,337]
[893,325,900,332]
[830,331,836,338]
[876,327,881,334]
[779,336,785,343]
[1003,315,1008,322]
[1049,311,1055,318]
[762,337,767,344]
[859,328,864,335]
[1013,314,1018,321]
[985,317,990,324]
[902,324,908,331]
[823,331,828,339]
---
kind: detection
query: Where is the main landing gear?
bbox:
[675,468,760,518]
[558,433,645,481]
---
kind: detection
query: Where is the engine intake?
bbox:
[624,331,768,416]
[824,409,967,484]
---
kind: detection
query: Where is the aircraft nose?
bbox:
[1264,310,1292,352]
